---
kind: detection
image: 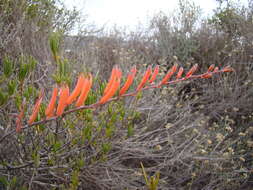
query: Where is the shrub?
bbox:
[0,43,233,189]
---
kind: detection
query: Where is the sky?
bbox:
[63,0,247,31]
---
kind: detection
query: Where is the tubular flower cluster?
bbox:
[18,64,234,132]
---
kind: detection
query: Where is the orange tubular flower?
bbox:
[116,67,122,80]
[160,64,178,85]
[207,64,215,72]
[28,90,44,125]
[119,66,137,95]
[149,65,159,83]
[115,67,122,87]
[45,86,58,119]
[185,64,198,78]
[104,66,117,95]
[66,74,85,105]
[176,67,184,79]
[56,85,69,116]
[99,77,120,104]
[16,103,25,133]
[75,74,93,107]
[136,65,152,91]
[222,66,234,72]
[131,65,137,74]
[16,111,24,133]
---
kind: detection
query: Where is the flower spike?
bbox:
[14,64,234,132]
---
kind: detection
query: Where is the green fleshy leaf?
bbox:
[3,56,13,78]
[18,63,30,82]
[0,89,8,106]
[7,80,17,95]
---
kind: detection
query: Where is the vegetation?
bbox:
[0,0,252,189]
